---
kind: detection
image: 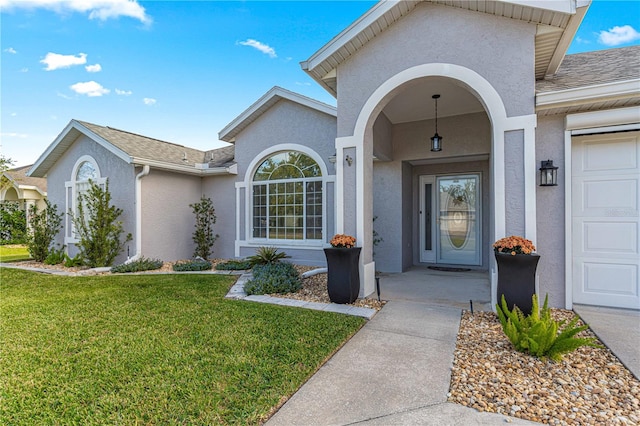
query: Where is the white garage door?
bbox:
[572,131,640,310]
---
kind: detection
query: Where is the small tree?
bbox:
[26,200,63,262]
[190,196,218,259]
[72,180,132,267]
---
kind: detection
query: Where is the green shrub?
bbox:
[44,245,66,265]
[26,200,63,262]
[0,202,27,244]
[172,259,212,272]
[64,254,84,268]
[190,197,219,259]
[216,259,252,271]
[244,262,301,295]
[247,246,290,267]
[496,294,601,362]
[72,180,132,267]
[111,257,164,273]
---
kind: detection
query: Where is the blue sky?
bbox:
[2,1,639,168]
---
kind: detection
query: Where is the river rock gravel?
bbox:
[449,310,640,425]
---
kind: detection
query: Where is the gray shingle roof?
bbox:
[4,165,47,193]
[78,121,234,168]
[536,46,640,93]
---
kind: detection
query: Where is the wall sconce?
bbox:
[328,153,337,164]
[345,155,353,166]
[539,159,558,186]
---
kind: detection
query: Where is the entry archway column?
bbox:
[335,133,376,298]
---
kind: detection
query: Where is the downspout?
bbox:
[126,165,150,263]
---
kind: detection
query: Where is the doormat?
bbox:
[428,266,471,272]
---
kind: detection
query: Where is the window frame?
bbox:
[239,144,331,251]
[251,151,323,242]
[65,155,106,244]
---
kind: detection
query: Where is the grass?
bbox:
[0,268,365,425]
[0,244,31,262]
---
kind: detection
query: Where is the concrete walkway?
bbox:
[267,299,539,425]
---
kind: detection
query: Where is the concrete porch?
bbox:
[375,266,492,311]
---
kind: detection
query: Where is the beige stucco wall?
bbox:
[45,134,136,264]
[140,168,202,261]
[535,115,567,307]
[335,3,536,137]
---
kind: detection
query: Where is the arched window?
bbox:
[252,151,323,240]
[65,156,105,243]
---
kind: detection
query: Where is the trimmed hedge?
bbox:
[172,259,212,272]
[244,262,301,295]
[111,257,164,273]
[216,260,252,271]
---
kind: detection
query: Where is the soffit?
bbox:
[302,0,587,95]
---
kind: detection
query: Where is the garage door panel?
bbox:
[583,221,638,254]
[572,131,639,309]
[582,138,638,172]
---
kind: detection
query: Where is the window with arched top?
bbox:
[252,151,323,240]
[65,156,105,243]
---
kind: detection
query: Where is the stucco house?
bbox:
[1,164,48,216]
[29,0,640,311]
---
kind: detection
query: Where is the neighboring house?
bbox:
[1,164,48,216]
[29,0,640,311]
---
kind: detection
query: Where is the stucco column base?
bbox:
[360,261,376,298]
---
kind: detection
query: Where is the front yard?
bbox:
[0,244,30,262]
[0,268,365,425]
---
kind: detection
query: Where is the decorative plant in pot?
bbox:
[493,235,540,316]
[324,234,361,304]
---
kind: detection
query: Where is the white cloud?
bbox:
[237,39,277,58]
[85,63,102,73]
[0,0,152,25]
[20,67,29,73]
[4,47,17,54]
[295,81,311,86]
[598,25,640,46]
[10,113,17,117]
[41,52,87,71]
[143,97,156,105]
[0,132,28,139]
[70,81,110,97]
[115,88,132,96]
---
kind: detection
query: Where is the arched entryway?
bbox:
[335,63,538,308]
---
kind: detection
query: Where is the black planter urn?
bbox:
[324,247,361,304]
[495,252,540,316]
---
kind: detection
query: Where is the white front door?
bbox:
[420,174,481,265]
[572,132,640,309]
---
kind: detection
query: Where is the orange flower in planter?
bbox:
[330,234,356,248]
[493,236,536,255]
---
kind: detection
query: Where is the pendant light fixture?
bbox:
[430,94,442,152]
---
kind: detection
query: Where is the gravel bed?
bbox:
[449,310,640,425]
[268,265,386,311]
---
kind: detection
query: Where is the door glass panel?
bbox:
[425,184,432,251]
[437,175,480,265]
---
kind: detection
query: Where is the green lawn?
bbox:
[0,268,365,425]
[0,245,31,262]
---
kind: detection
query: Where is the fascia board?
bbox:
[565,106,640,131]
[503,0,575,13]
[218,86,336,142]
[536,79,640,110]
[302,1,391,74]
[28,119,132,177]
[132,157,236,176]
[544,0,591,77]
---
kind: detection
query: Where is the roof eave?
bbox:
[219,86,337,142]
[28,120,132,178]
[536,79,640,112]
[132,158,238,176]
[543,1,591,78]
